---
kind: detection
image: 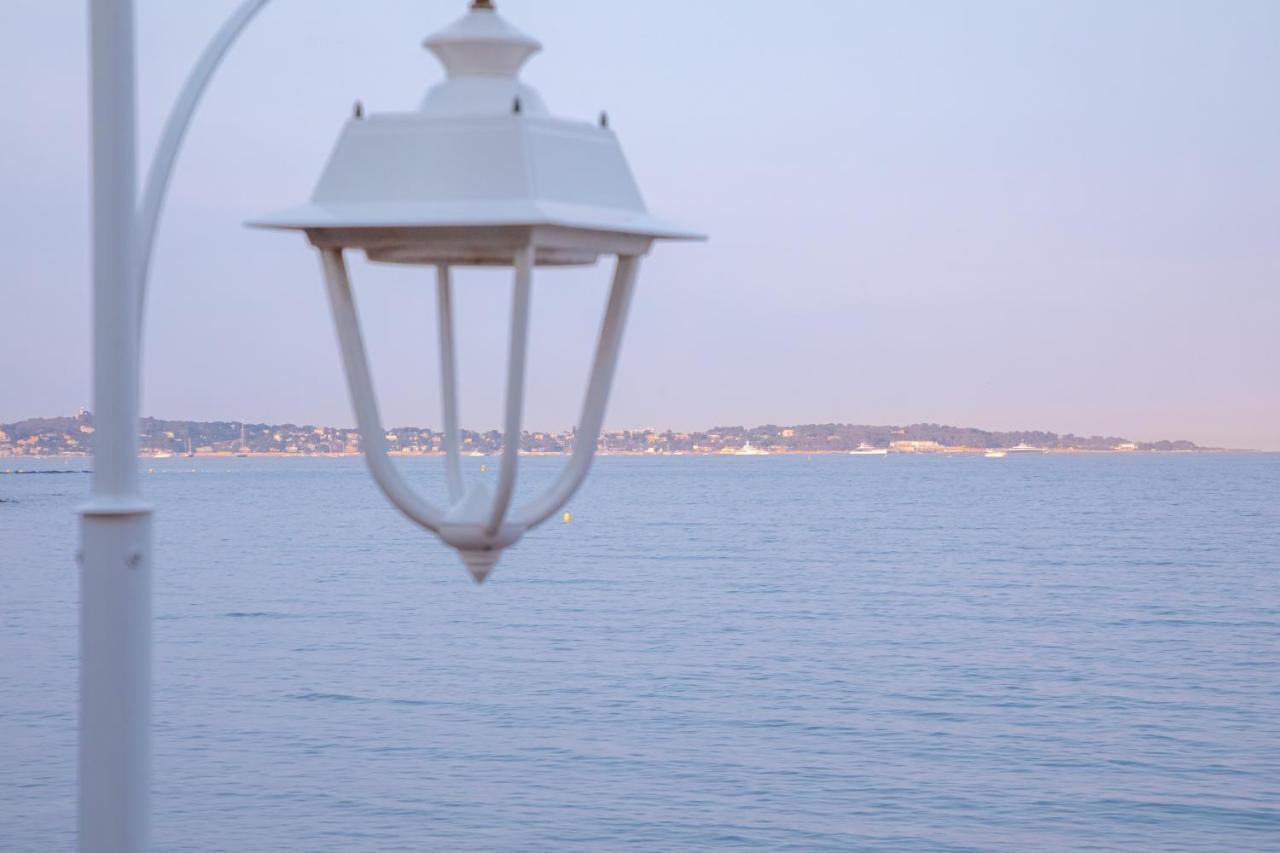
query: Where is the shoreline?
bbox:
[2,447,1264,462]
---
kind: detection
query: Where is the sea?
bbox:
[2,453,1278,851]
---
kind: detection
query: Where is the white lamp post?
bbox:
[253,1,701,581]
[81,2,698,851]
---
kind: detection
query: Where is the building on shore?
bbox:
[890,440,945,453]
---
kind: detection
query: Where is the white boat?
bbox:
[849,443,888,456]
[467,450,486,457]
[735,441,770,456]
[984,450,1007,458]
[1007,443,1043,454]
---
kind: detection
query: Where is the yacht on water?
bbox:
[735,441,770,456]
[984,450,1007,458]
[1007,443,1044,454]
[849,443,888,456]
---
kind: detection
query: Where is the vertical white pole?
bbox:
[81,2,151,852]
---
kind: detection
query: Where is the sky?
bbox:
[2,1,1277,449]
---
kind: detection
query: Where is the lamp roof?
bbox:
[249,2,702,262]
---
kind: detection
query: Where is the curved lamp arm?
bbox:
[435,265,465,503]
[320,248,446,532]
[135,0,273,322]
[515,254,641,530]
[485,246,534,536]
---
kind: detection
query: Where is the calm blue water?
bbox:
[2,454,1279,851]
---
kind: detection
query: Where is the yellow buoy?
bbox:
[562,512,572,523]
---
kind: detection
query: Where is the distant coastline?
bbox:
[0,411,1234,459]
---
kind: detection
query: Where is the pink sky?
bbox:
[3,1,1277,449]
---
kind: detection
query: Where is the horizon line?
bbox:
[0,411,1243,451]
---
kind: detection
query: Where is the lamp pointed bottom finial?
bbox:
[459,549,501,584]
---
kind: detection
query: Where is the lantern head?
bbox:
[250,1,702,581]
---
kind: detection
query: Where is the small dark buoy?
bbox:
[599,111,609,129]
[512,96,522,114]
[353,100,364,119]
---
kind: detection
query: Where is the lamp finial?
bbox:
[423,0,540,90]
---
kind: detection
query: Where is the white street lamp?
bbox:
[81,1,699,851]
[253,1,702,582]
